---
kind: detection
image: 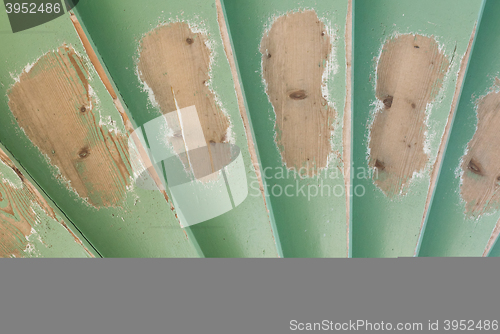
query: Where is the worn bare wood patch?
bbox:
[8,46,130,207]
[260,10,335,177]
[0,177,33,257]
[69,14,180,224]
[0,149,90,257]
[460,90,500,216]
[137,22,231,178]
[369,34,449,196]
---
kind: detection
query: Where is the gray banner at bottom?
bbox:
[0,258,498,334]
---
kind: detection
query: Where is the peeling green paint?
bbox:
[418,0,500,257]
[222,0,349,257]
[0,10,200,257]
[0,144,94,258]
[73,0,279,257]
[352,0,482,258]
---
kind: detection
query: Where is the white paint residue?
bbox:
[135,67,161,110]
[9,53,43,84]
[319,14,341,171]
[23,228,41,258]
[422,101,435,158]
[0,160,23,189]
[456,86,492,215]
[90,83,121,134]
[159,122,175,147]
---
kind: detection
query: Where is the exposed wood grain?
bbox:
[460,89,500,216]
[137,22,231,174]
[70,12,182,220]
[369,34,449,196]
[260,10,335,177]
[69,12,117,100]
[0,148,92,257]
[8,45,131,208]
[0,176,33,258]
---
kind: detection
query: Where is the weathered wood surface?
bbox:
[0,147,94,258]
[0,11,200,257]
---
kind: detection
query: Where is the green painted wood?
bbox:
[418,0,500,257]
[73,0,280,257]
[222,0,349,257]
[488,233,500,257]
[352,0,482,257]
[0,143,96,258]
[0,10,200,257]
